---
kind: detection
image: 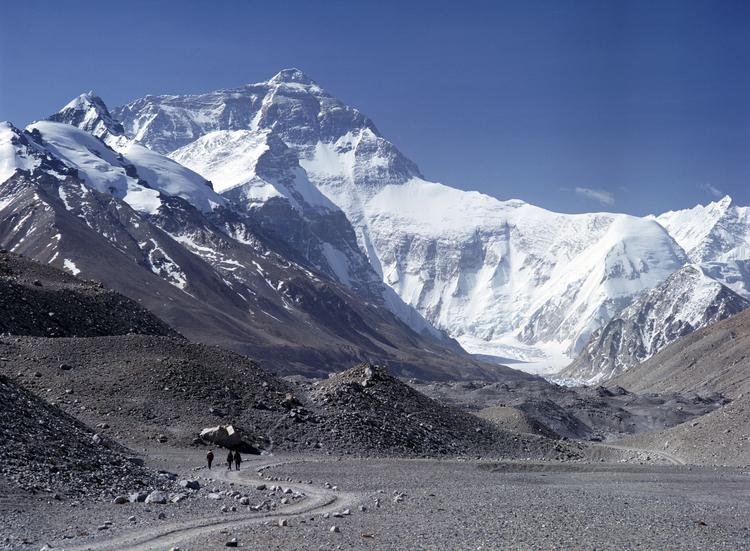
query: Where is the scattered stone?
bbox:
[113,496,128,504]
[330,525,340,533]
[129,492,148,503]
[178,479,200,490]
[225,539,239,547]
[278,518,288,527]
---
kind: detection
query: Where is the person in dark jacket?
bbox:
[233,450,242,471]
[226,450,233,470]
[206,450,214,470]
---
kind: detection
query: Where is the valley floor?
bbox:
[3,447,749,551]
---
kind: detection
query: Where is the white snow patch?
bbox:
[63,259,80,275]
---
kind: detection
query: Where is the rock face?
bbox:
[111,70,690,371]
[560,265,750,384]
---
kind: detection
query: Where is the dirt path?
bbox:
[597,442,686,465]
[65,457,364,551]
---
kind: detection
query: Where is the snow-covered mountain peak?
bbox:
[112,73,702,372]
[267,68,318,87]
[25,120,225,214]
[49,91,126,145]
[654,196,750,298]
[715,194,733,208]
[0,121,80,186]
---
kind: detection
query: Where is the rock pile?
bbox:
[0,374,163,497]
[290,364,581,459]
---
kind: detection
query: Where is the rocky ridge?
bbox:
[560,265,749,384]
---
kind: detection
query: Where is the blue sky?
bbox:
[1,0,748,215]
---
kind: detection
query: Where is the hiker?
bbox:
[234,450,242,471]
[206,449,214,470]
[226,450,233,470]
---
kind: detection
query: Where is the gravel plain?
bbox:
[4,448,749,551]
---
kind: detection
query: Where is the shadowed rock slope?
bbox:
[612,308,750,398]
[0,249,178,338]
[612,309,750,465]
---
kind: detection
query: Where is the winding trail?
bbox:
[597,443,686,465]
[65,458,364,551]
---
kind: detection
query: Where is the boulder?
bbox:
[144,490,168,504]
[198,426,261,454]
[199,425,243,448]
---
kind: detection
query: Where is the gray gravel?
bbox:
[8,450,747,551]
[229,457,750,550]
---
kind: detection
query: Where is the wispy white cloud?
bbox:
[574,187,615,206]
[699,182,724,199]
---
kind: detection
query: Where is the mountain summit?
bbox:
[49,91,126,144]
[111,71,697,372]
[268,67,317,85]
